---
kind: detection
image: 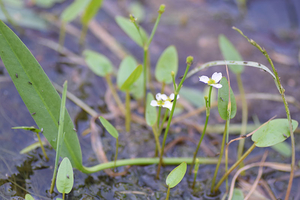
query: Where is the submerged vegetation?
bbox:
[0,1,299,199]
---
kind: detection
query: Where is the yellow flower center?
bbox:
[207,79,216,85]
[157,100,165,106]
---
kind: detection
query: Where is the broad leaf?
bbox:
[145,93,157,126]
[120,65,143,91]
[232,188,244,200]
[166,162,187,188]
[99,117,119,139]
[83,50,113,77]
[25,194,35,200]
[61,0,91,22]
[81,0,103,25]
[115,16,148,47]
[219,34,244,74]
[117,56,144,99]
[180,86,205,107]
[0,21,83,170]
[56,157,74,194]
[252,119,298,147]
[155,45,178,84]
[218,77,237,120]
[271,142,291,157]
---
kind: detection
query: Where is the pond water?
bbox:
[0,0,300,199]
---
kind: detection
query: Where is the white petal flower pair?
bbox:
[150,93,179,110]
[199,72,222,88]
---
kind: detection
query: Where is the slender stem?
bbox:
[63,192,65,200]
[236,73,248,169]
[213,143,256,192]
[159,109,169,135]
[36,133,49,161]
[210,121,228,194]
[152,126,162,155]
[114,138,119,171]
[58,22,66,53]
[105,75,125,114]
[125,90,131,132]
[166,187,170,200]
[143,48,148,105]
[79,23,88,46]
[192,159,200,189]
[82,157,219,174]
[146,11,163,47]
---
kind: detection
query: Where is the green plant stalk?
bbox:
[50,81,68,194]
[210,120,228,194]
[82,157,219,174]
[156,58,192,178]
[233,27,295,200]
[36,132,49,161]
[114,138,119,171]
[189,86,212,174]
[125,90,131,132]
[166,186,170,200]
[58,22,66,53]
[152,125,162,156]
[192,159,200,189]
[213,143,256,192]
[236,73,248,170]
[63,192,65,200]
[146,9,163,47]
[143,49,148,104]
[79,23,88,46]
[225,104,231,192]
[158,109,169,135]
[105,75,125,114]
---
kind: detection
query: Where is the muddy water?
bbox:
[0,0,300,199]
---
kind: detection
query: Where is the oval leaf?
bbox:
[115,16,148,47]
[25,194,35,200]
[166,162,187,188]
[219,34,244,74]
[145,93,157,126]
[83,50,113,77]
[252,119,298,147]
[218,77,237,120]
[99,116,119,138]
[61,0,91,22]
[232,188,244,200]
[120,65,143,91]
[155,45,178,84]
[56,157,74,194]
[81,0,103,25]
[0,21,83,170]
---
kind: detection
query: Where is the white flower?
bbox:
[150,93,179,111]
[199,72,222,88]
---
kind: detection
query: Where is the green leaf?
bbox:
[32,0,64,8]
[56,157,74,194]
[271,142,291,157]
[61,0,91,22]
[232,188,244,200]
[219,34,244,74]
[20,141,47,154]
[81,0,103,25]
[120,65,143,91]
[83,50,113,77]
[155,45,178,84]
[218,77,237,120]
[0,21,83,170]
[166,162,187,188]
[145,93,157,126]
[25,194,35,200]
[252,119,298,147]
[12,126,41,133]
[115,16,148,47]
[180,86,205,107]
[99,116,119,139]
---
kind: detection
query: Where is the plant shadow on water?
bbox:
[1,0,300,199]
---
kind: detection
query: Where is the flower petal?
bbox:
[163,101,173,110]
[212,72,222,83]
[150,100,158,107]
[199,76,209,84]
[156,93,162,100]
[211,83,222,88]
[169,93,175,100]
[160,94,168,101]
[177,94,180,99]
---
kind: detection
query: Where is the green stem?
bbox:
[105,75,125,114]
[63,193,65,200]
[36,133,49,161]
[114,138,119,171]
[152,126,162,156]
[79,23,88,46]
[82,157,219,174]
[143,48,148,105]
[192,159,200,189]
[125,90,131,132]
[58,22,66,53]
[146,10,163,47]
[158,109,169,135]
[166,187,170,200]
[213,143,256,192]
[236,73,248,169]
[210,121,228,194]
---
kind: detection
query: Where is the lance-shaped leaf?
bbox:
[99,117,119,139]
[117,56,144,99]
[155,45,178,84]
[61,0,91,23]
[218,77,237,120]
[0,21,83,170]
[120,65,143,91]
[12,126,41,133]
[252,119,298,147]
[219,34,244,74]
[56,157,74,194]
[145,93,157,126]
[166,162,187,188]
[81,0,103,26]
[83,50,113,77]
[115,16,148,47]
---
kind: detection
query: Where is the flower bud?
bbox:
[159,4,165,14]
[186,56,194,65]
